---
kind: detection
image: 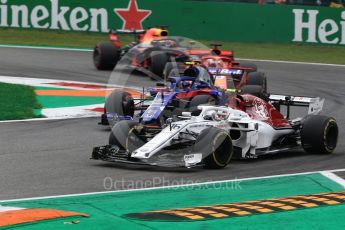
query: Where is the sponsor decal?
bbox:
[215,123,228,129]
[143,111,155,118]
[171,124,182,129]
[208,68,243,75]
[253,98,269,119]
[293,9,345,45]
[0,0,151,32]
[184,153,202,165]
[308,98,324,115]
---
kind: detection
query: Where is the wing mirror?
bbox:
[166,118,173,131]
[181,112,192,117]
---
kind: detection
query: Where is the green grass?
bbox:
[0,83,42,120]
[207,41,345,65]
[0,28,344,64]
[0,27,127,49]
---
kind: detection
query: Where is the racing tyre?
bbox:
[241,85,268,101]
[149,51,170,78]
[240,61,258,72]
[109,120,146,152]
[93,42,120,70]
[247,72,267,93]
[301,115,338,154]
[105,91,135,117]
[189,95,218,115]
[194,127,233,169]
[163,62,184,78]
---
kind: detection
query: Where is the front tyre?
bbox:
[109,121,146,152]
[105,91,135,117]
[301,115,338,154]
[194,127,233,169]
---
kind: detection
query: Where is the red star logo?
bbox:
[115,0,152,30]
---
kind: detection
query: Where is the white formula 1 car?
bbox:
[92,93,338,169]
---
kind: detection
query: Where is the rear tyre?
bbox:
[240,61,258,72]
[189,95,218,115]
[301,115,338,154]
[247,72,267,93]
[105,91,135,117]
[240,85,268,100]
[93,42,120,70]
[109,121,146,152]
[194,127,233,169]
[149,51,170,77]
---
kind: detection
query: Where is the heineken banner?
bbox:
[0,0,344,45]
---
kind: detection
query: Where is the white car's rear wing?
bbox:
[269,94,324,115]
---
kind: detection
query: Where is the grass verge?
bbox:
[0,28,344,64]
[0,83,41,120]
[208,41,345,65]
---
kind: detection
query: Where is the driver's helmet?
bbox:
[164,40,175,48]
[205,110,229,121]
[157,39,175,48]
[182,80,192,90]
[177,80,192,91]
[203,58,225,68]
[216,59,224,68]
[184,66,213,86]
[183,66,199,78]
[207,59,217,67]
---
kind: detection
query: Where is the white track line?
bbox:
[1,168,345,203]
[328,168,345,173]
[0,75,142,91]
[320,171,345,189]
[0,104,104,123]
[0,76,108,89]
[237,58,345,67]
[0,206,25,212]
[40,104,103,119]
[0,44,92,52]
[0,116,99,123]
[0,44,344,67]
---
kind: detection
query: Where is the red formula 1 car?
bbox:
[93,27,171,73]
[163,55,266,98]
[93,28,255,79]
[163,44,257,76]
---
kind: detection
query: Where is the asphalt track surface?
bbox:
[0,46,345,200]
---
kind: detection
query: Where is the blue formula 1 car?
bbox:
[100,66,226,127]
